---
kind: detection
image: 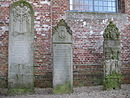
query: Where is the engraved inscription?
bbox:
[53,44,72,85]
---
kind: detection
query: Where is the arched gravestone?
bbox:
[53,19,73,94]
[103,21,121,90]
[8,0,34,91]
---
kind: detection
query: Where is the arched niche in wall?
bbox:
[8,0,34,91]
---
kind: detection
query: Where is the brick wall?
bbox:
[52,0,69,26]
[0,0,130,88]
[73,65,103,86]
[32,0,52,88]
[121,0,130,84]
[66,12,129,86]
[0,0,9,88]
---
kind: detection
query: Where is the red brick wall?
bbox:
[121,0,130,84]
[52,0,130,86]
[0,0,10,88]
[0,0,130,88]
[32,0,52,88]
[52,0,69,26]
[73,65,103,86]
[66,12,129,86]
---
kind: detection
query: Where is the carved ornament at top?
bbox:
[103,21,120,40]
[10,0,34,35]
[53,19,72,36]
[11,1,33,23]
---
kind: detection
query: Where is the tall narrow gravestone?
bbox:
[53,19,73,94]
[8,0,34,93]
[103,21,121,90]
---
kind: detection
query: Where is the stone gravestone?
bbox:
[8,0,34,93]
[103,21,121,90]
[53,19,73,94]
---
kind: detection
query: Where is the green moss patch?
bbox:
[103,21,120,40]
[10,0,34,14]
[53,82,73,94]
[8,88,34,95]
[103,72,122,90]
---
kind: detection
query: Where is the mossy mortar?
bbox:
[53,82,73,94]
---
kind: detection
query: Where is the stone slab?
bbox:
[53,19,73,94]
[8,1,34,89]
[53,44,73,87]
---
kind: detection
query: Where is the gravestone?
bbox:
[8,0,34,93]
[103,21,121,90]
[53,19,73,94]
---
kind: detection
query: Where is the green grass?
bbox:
[8,88,34,95]
[53,82,73,94]
[103,72,122,90]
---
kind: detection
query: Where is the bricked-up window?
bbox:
[70,0,118,12]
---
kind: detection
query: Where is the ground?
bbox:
[0,84,130,98]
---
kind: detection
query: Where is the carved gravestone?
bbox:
[103,21,121,90]
[53,19,73,94]
[8,1,34,92]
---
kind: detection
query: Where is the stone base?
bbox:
[0,88,8,95]
[53,82,73,94]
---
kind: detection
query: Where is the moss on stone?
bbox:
[10,0,34,14]
[103,21,120,40]
[53,82,73,94]
[103,72,122,90]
